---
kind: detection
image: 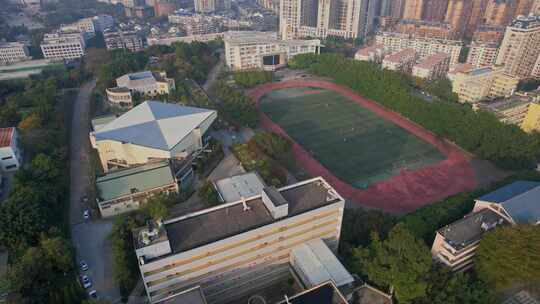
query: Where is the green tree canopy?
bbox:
[476,225,540,290]
[351,223,432,304]
[250,131,292,161]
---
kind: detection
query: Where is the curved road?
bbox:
[69,79,121,303]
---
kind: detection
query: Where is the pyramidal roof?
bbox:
[95,101,216,151]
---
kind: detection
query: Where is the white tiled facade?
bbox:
[0,42,30,65]
[40,32,86,61]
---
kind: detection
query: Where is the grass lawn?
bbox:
[259,87,446,187]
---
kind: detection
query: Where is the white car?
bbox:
[81,275,92,289]
[79,261,88,271]
[88,290,97,298]
[83,210,90,220]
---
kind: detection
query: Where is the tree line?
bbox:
[289,53,540,170]
[0,67,90,303]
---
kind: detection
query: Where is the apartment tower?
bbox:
[422,0,449,22]
[402,0,423,19]
[496,15,540,78]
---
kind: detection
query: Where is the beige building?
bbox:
[444,0,472,35]
[133,177,345,304]
[90,101,217,172]
[466,42,499,67]
[451,66,519,103]
[412,52,451,79]
[354,44,387,63]
[0,42,30,65]
[40,32,86,61]
[402,0,424,20]
[106,71,175,106]
[475,91,540,132]
[375,31,462,65]
[279,0,374,40]
[382,48,417,72]
[224,31,320,71]
[432,181,540,271]
[96,161,179,217]
[496,15,540,79]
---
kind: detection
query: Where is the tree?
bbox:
[111,216,141,300]
[351,223,432,304]
[250,131,292,162]
[198,180,220,206]
[475,225,540,291]
[144,194,175,220]
[234,70,273,88]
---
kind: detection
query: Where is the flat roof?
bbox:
[155,285,207,304]
[353,284,393,304]
[384,48,416,63]
[214,172,266,203]
[96,161,175,202]
[276,282,348,304]
[157,178,341,253]
[438,208,507,250]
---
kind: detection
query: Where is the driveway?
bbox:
[69,79,121,303]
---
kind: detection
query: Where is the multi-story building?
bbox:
[396,19,456,39]
[466,0,488,35]
[474,90,540,132]
[0,127,22,172]
[92,14,115,32]
[451,66,519,103]
[422,0,449,22]
[224,31,320,71]
[496,15,540,79]
[412,52,451,79]
[471,25,506,44]
[147,32,225,46]
[257,0,279,12]
[96,161,179,217]
[382,48,417,72]
[390,0,406,18]
[375,31,462,65]
[90,101,217,172]
[40,32,86,61]
[194,0,230,13]
[483,0,516,27]
[154,0,178,16]
[104,30,146,52]
[466,42,499,67]
[402,0,424,20]
[279,0,376,40]
[106,71,175,106]
[354,44,387,63]
[432,180,540,271]
[533,0,540,14]
[133,176,346,304]
[444,0,472,36]
[0,41,30,65]
[168,13,220,36]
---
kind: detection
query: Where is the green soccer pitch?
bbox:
[259,87,446,187]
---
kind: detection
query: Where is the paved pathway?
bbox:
[69,79,121,302]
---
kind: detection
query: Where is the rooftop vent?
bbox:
[261,187,288,219]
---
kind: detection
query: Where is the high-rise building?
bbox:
[483,0,517,27]
[194,0,230,13]
[466,42,499,67]
[402,0,423,19]
[444,0,473,35]
[496,15,540,78]
[466,0,487,35]
[279,0,377,40]
[422,0,449,22]
[390,0,406,18]
[532,0,540,14]
[515,0,535,16]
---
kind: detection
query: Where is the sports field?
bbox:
[259,87,446,188]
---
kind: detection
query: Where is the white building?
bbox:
[375,31,462,65]
[106,71,175,106]
[133,176,345,304]
[0,42,31,65]
[104,30,146,52]
[0,128,22,172]
[354,44,387,63]
[382,48,417,72]
[40,32,86,61]
[90,101,217,172]
[224,31,320,71]
[92,14,115,32]
[412,52,451,80]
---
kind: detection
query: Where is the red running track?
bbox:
[250,80,477,213]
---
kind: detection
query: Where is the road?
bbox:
[69,79,121,303]
[202,50,225,92]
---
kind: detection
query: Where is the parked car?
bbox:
[81,275,92,289]
[88,290,97,298]
[80,260,88,271]
[83,210,90,220]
